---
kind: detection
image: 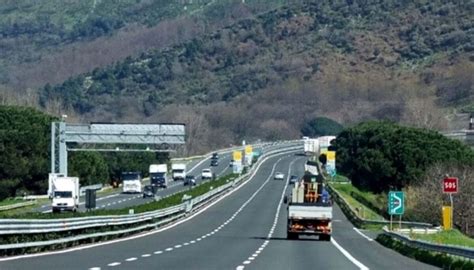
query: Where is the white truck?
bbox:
[121,172,142,193]
[50,176,80,213]
[303,138,319,155]
[171,163,186,181]
[285,180,332,241]
[149,164,168,188]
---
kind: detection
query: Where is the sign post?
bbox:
[388,191,404,230]
[442,177,458,230]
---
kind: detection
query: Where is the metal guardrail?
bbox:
[79,184,103,196]
[328,184,433,228]
[328,182,474,260]
[0,142,303,251]
[0,213,186,250]
[0,204,185,235]
[383,228,474,259]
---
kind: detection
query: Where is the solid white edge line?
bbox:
[0,147,300,262]
[331,238,369,270]
[353,227,373,242]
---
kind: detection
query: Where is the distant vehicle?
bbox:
[184,175,196,186]
[149,164,168,188]
[142,185,155,198]
[51,176,79,213]
[211,159,219,166]
[122,172,142,193]
[202,168,213,179]
[289,175,299,184]
[229,159,234,167]
[211,152,219,159]
[274,172,285,180]
[171,163,186,181]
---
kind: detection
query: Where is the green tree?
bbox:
[69,152,109,186]
[0,106,56,198]
[301,117,343,137]
[334,121,474,193]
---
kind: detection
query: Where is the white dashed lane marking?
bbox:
[95,152,298,270]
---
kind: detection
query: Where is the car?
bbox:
[274,172,284,180]
[211,159,219,166]
[142,185,155,198]
[184,175,196,186]
[289,175,298,184]
[229,159,234,167]
[202,168,213,179]
[211,152,219,160]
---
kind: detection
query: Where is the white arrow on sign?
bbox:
[392,193,402,213]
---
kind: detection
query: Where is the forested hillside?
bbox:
[0,0,295,89]
[1,0,473,154]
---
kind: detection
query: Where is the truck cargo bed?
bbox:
[288,204,332,220]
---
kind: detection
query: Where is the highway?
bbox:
[0,150,436,270]
[35,150,232,213]
[35,143,287,213]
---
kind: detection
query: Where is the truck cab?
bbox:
[51,176,80,213]
[149,164,168,188]
[171,163,186,181]
[122,172,142,193]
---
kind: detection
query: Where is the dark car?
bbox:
[184,175,196,186]
[211,159,219,166]
[211,152,219,159]
[289,175,299,184]
[142,185,155,198]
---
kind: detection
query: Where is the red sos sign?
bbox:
[443,177,458,194]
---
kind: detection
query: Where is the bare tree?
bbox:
[408,163,473,236]
[401,96,447,130]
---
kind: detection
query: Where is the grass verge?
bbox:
[410,230,474,248]
[330,183,385,221]
[376,234,474,270]
[0,198,24,207]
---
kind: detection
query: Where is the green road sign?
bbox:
[388,191,404,215]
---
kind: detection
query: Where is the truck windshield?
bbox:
[151,172,165,178]
[54,191,72,198]
[173,170,184,173]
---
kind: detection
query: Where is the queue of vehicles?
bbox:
[47,149,222,211]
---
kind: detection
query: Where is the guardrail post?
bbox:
[182,195,193,213]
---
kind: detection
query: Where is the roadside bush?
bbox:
[376,234,474,270]
[334,121,474,193]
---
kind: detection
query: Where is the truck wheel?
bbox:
[52,208,59,213]
[287,232,298,240]
[320,234,331,241]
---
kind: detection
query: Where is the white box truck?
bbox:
[51,176,80,213]
[304,138,319,155]
[171,163,186,181]
[149,164,168,188]
[122,172,142,193]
